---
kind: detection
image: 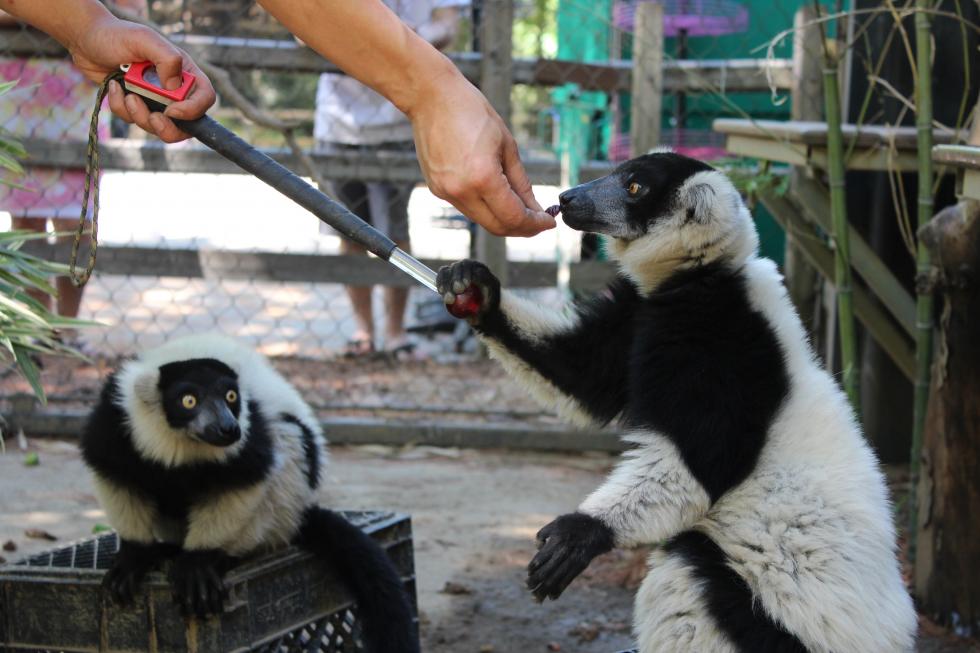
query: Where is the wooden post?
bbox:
[914,198,980,636]
[630,2,663,155]
[791,6,823,122]
[476,0,512,284]
[907,0,936,562]
[785,6,824,341]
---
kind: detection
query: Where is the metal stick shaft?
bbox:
[129,86,444,294]
[389,248,438,292]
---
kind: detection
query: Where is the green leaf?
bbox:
[12,345,46,405]
[0,133,28,159]
[0,150,25,174]
[23,452,39,467]
[0,293,49,326]
[92,523,113,534]
[0,230,53,244]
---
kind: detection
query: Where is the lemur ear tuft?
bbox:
[683,183,716,225]
[133,370,160,405]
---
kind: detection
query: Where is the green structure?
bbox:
[552,0,821,264]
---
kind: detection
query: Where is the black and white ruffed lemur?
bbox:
[80,334,418,653]
[437,150,916,653]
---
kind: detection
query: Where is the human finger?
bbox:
[147,112,192,144]
[478,171,555,236]
[107,80,135,124]
[501,134,546,214]
[163,57,216,121]
[123,92,156,134]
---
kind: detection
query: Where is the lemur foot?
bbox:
[436,260,501,325]
[527,512,614,602]
[169,549,229,618]
[103,540,176,606]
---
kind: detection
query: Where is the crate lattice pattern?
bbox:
[3,512,409,653]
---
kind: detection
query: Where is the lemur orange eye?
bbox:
[628,182,641,195]
[226,389,238,404]
[181,394,197,410]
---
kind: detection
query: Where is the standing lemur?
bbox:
[437,151,916,652]
[80,334,417,653]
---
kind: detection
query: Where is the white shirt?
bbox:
[314,0,470,146]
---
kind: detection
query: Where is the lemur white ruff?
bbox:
[80,334,417,653]
[438,151,916,653]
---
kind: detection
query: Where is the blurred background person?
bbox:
[314,0,470,359]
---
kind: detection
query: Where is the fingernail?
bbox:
[149,113,164,131]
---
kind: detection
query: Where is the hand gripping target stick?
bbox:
[121,63,485,319]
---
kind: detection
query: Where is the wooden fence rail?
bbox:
[0,30,793,95]
[21,242,618,292]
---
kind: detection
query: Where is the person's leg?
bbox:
[382,238,410,347]
[369,181,414,351]
[10,216,52,312]
[340,237,375,354]
[334,179,375,354]
[51,218,87,319]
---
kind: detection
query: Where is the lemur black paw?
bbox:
[103,540,174,607]
[436,260,501,325]
[103,560,148,606]
[527,512,615,602]
[169,549,229,618]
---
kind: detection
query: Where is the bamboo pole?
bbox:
[816,1,860,414]
[908,0,935,564]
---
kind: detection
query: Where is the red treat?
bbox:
[447,284,484,319]
[545,204,561,217]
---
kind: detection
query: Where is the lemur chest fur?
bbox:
[626,262,790,502]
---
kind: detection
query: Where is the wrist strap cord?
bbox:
[71,70,123,287]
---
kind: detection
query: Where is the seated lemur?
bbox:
[437,151,916,653]
[81,334,417,653]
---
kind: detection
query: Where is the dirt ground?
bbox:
[1,439,977,653]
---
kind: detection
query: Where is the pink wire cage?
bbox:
[613,0,749,38]
[611,0,749,160]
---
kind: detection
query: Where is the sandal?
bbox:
[341,337,375,359]
[382,336,416,361]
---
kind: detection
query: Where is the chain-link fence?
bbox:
[4,0,938,427]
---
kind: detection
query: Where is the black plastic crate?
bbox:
[0,511,416,653]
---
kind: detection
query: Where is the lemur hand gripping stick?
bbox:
[121,63,482,320]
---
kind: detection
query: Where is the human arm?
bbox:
[0,0,215,143]
[258,0,554,236]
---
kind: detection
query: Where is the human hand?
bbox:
[68,14,215,143]
[408,70,555,237]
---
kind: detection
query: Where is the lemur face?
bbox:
[558,152,714,240]
[157,358,243,447]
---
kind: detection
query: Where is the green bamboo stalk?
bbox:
[908,0,935,565]
[817,9,861,415]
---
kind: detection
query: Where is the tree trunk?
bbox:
[914,199,980,636]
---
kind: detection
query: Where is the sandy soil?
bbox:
[0,440,977,653]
